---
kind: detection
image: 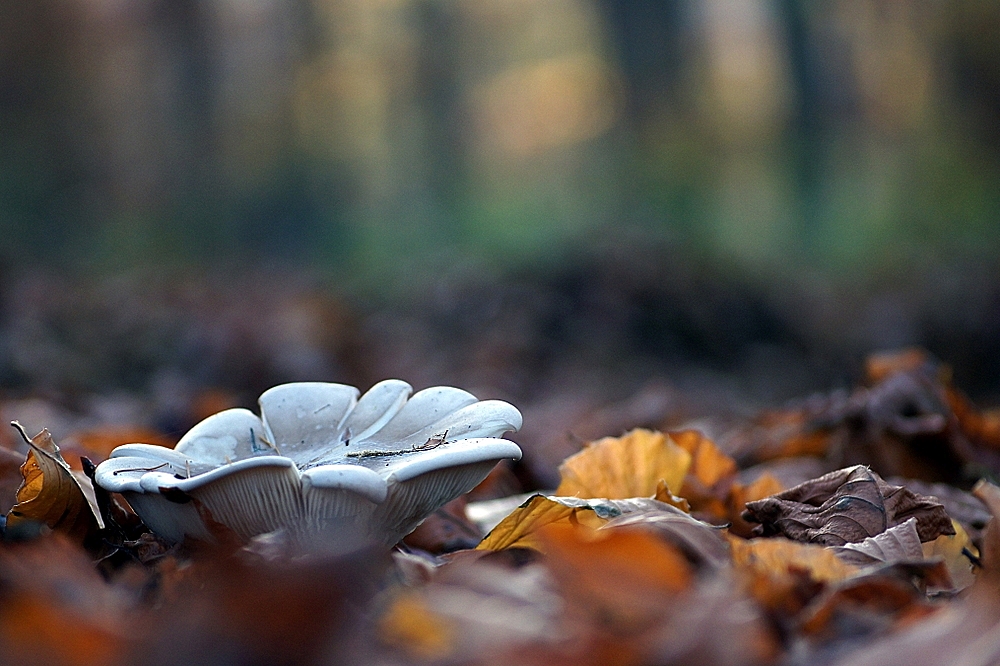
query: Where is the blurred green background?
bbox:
[4,0,998,282]
[2,0,1000,412]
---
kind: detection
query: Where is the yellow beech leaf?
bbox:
[670,429,738,488]
[555,429,691,500]
[923,519,978,591]
[6,423,103,543]
[477,495,668,551]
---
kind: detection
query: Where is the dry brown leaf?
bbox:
[6,423,103,544]
[743,465,954,546]
[825,481,1000,666]
[554,428,691,500]
[831,518,925,567]
[947,386,1000,452]
[0,535,130,666]
[728,473,785,538]
[729,535,859,585]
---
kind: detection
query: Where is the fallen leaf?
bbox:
[539,522,692,630]
[602,509,731,569]
[6,423,103,544]
[831,518,925,566]
[743,465,954,546]
[478,495,696,552]
[670,429,737,489]
[728,472,785,538]
[798,574,938,641]
[826,480,1000,666]
[922,520,978,591]
[378,593,456,660]
[729,535,859,586]
[728,534,858,613]
[890,477,990,544]
[378,556,563,664]
[652,479,691,513]
[554,428,691,500]
[0,535,130,666]
[671,429,738,521]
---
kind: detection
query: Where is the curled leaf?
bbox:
[743,465,954,546]
[6,423,103,543]
[728,472,784,538]
[478,495,697,552]
[831,518,925,566]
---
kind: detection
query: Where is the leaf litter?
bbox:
[2,348,1000,664]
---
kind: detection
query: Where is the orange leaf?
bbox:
[378,593,455,660]
[728,534,858,612]
[670,429,737,489]
[6,423,103,543]
[652,479,691,513]
[539,522,692,628]
[555,429,691,500]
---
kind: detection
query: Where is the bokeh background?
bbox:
[2,0,1000,462]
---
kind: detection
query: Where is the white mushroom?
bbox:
[95,380,522,552]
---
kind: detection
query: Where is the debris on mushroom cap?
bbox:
[94,380,522,552]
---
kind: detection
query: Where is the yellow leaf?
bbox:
[670,429,737,489]
[728,534,858,612]
[378,593,455,660]
[6,423,103,543]
[652,479,690,513]
[477,495,669,551]
[555,429,691,500]
[923,520,978,591]
[477,495,611,551]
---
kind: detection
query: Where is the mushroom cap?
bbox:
[95,380,522,550]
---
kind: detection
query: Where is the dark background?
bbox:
[2,0,999,438]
